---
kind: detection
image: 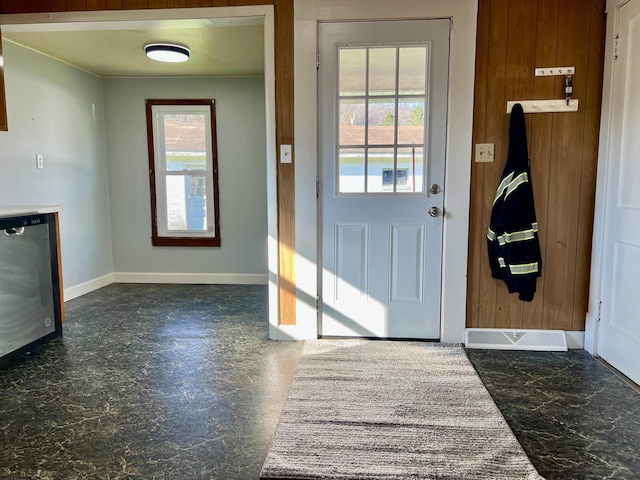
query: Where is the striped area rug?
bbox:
[261,340,544,480]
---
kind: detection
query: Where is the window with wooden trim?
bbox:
[146,99,221,247]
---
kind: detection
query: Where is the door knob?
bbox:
[429,184,442,194]
[428,206,441,218]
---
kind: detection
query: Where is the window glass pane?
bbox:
[398,47,427,95]
[339,48,367,97]
[369,48,397,96]
[339,99,365,146]
[397,98,425,145]
[166,175,208,231]
[397,147,424,193]
[339,148,365,193]
[367,147,395,193]
[368,99,396,146]
[163,113,207,172]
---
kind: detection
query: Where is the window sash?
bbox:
[146,100,220,247]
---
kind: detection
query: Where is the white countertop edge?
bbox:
[0,205,62,218]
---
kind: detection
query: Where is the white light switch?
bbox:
[36,154,44,169]
[280,144,292,164]
[475,143,495,163]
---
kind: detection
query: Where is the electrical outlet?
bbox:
[475,143,495,163]
[36,154,44,169]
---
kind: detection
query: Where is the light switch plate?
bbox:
[280,144,292,164]
[475,143,495,163]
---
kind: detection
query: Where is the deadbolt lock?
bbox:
[429,184,442,194]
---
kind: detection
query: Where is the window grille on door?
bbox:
[337,45,430,195]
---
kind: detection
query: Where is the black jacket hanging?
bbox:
[487,103,542,302]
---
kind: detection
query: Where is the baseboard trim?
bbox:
[64,273,114,301]
[565,331,586,350]
[112,272,269,285]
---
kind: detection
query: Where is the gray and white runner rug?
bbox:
[261,340,544,479]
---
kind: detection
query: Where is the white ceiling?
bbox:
[1,17,265,77]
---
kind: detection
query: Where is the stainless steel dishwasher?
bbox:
[0,213,62,366]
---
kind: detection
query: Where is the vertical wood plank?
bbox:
[67,0,87,10]
[229,0,250,6]
[148,0,167,8]
[467,0,492,328]
[54,212,66,324]
[467,0,491,328]
[0,28,7,132]
[106,0,123,8]
[51,0,68,11]
[275,0,296,326]
[0,0,50,13]
[122,0,148,8]
[167,0,186,7]
[250,0,272,4]
[522,0,559,329]
[542,0,592,331]
[478,0,510,329]
[87,0,107,10]
[572,0,606,331]
[494,0,538,328]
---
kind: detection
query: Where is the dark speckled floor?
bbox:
[1,284,639,479]
[468,349,640,480]
[0,284,303,480]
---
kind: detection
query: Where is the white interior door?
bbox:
[319,20,450,339]
[598,0,640,385]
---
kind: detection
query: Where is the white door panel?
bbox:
[598,0,640,385]
[319,20,450,339]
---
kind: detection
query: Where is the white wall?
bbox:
[0,41,114,292]
[103,77,268,281]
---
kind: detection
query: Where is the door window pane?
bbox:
[399,47,427,95]
[397,98,425,145]
[339,48,367,97]
[368,99,396,146]
[339,99,366,146]
[367,147,395,193]
[397,147,424,193]
[369,48,397,96]
[339,148,366,193]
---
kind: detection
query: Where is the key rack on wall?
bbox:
[507,66,578,113]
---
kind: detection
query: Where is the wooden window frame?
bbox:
[145,99,221,247]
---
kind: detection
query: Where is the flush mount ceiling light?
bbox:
[144,43,190,63]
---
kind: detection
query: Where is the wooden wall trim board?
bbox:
[0,0,297,327]
[274,0,296,326]
[54,212,66,323]
[0,27,7,131]
[467,0,606,331]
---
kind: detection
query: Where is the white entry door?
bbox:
[319,20,450,339]
[598,0,640,385]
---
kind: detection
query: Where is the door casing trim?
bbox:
[287,0,478,342]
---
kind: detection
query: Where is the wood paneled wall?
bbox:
[0,0,296,326]
[467,0,606,331]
